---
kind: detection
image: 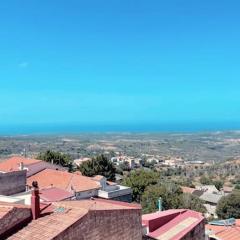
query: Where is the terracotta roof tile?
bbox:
[0,202,31,238]
[181,186,196,194]
[8,199,140,240]
[92,175,105,181]
[27,169,100,192]
[0,156,41,172]
[206,220,240,240]
[54,198,141,211]
[40,187,74,202]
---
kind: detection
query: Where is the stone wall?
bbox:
[0,170,26,195]
[54,209,142,240]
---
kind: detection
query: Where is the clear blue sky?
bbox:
[1,1,240,130]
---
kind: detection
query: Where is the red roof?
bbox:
[181,186,196,194]
[0,202,31,239]
[143,209,204,240]
[27,169,101,192]
[40,187,74,202]
[92,175,105,181]
[142,209,186,221]
[206,219,240,240]
[0,156,41,172]
[92,198,141,210]
[7,199,141,240]
[142,209,187,233]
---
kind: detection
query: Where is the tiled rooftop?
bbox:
[8,207,88,240]
[181,186,196,194]
[0,156,41,172]
[40,187,74,202]
[206,219,240,240]
[0,202,32,239]
[54,198,141,211]
[7,199,141,240]
[27,169,101,192]
[0,205,14,218]
[92,175,105,181]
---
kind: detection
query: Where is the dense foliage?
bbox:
[141,183,182,213]
[141,184,206,214]
[199,176,223,191]
[179,193,206,214]
[216,191,240,219]
[78,154,116,181]
[200,176,213,185]
[123,169,207,214]
[37,150,72,167]
[122,170,160,202]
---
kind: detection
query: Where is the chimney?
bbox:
[31,181,40,220]
[19,162,24,171]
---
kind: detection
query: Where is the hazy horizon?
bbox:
[2,121,240,136]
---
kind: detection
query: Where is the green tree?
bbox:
[117,161,131,172]
[179,193,206,214]
[122,170,160,202]
[78,154,116,181]
[213,180,224,191]
[200,176,213,185]
[216,192,240,219]
[141,183,182,213]
[235,184,240,190]
[37,150,72,167]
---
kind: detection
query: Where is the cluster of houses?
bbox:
[0,156,133,204]
[109,154,185,169]
[181,185,233,219]
[0,156,238,239]
[109,153,207,170]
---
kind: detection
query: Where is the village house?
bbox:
[73,157,92,167]
[111,156,137,168]
[0,156,132,203]
[181,185,225,219]
[0,185,142,240]
[0,169,26,196]
[25,169,132,202]
[0,156,65,177]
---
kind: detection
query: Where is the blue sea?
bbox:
[0,122,240,136]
